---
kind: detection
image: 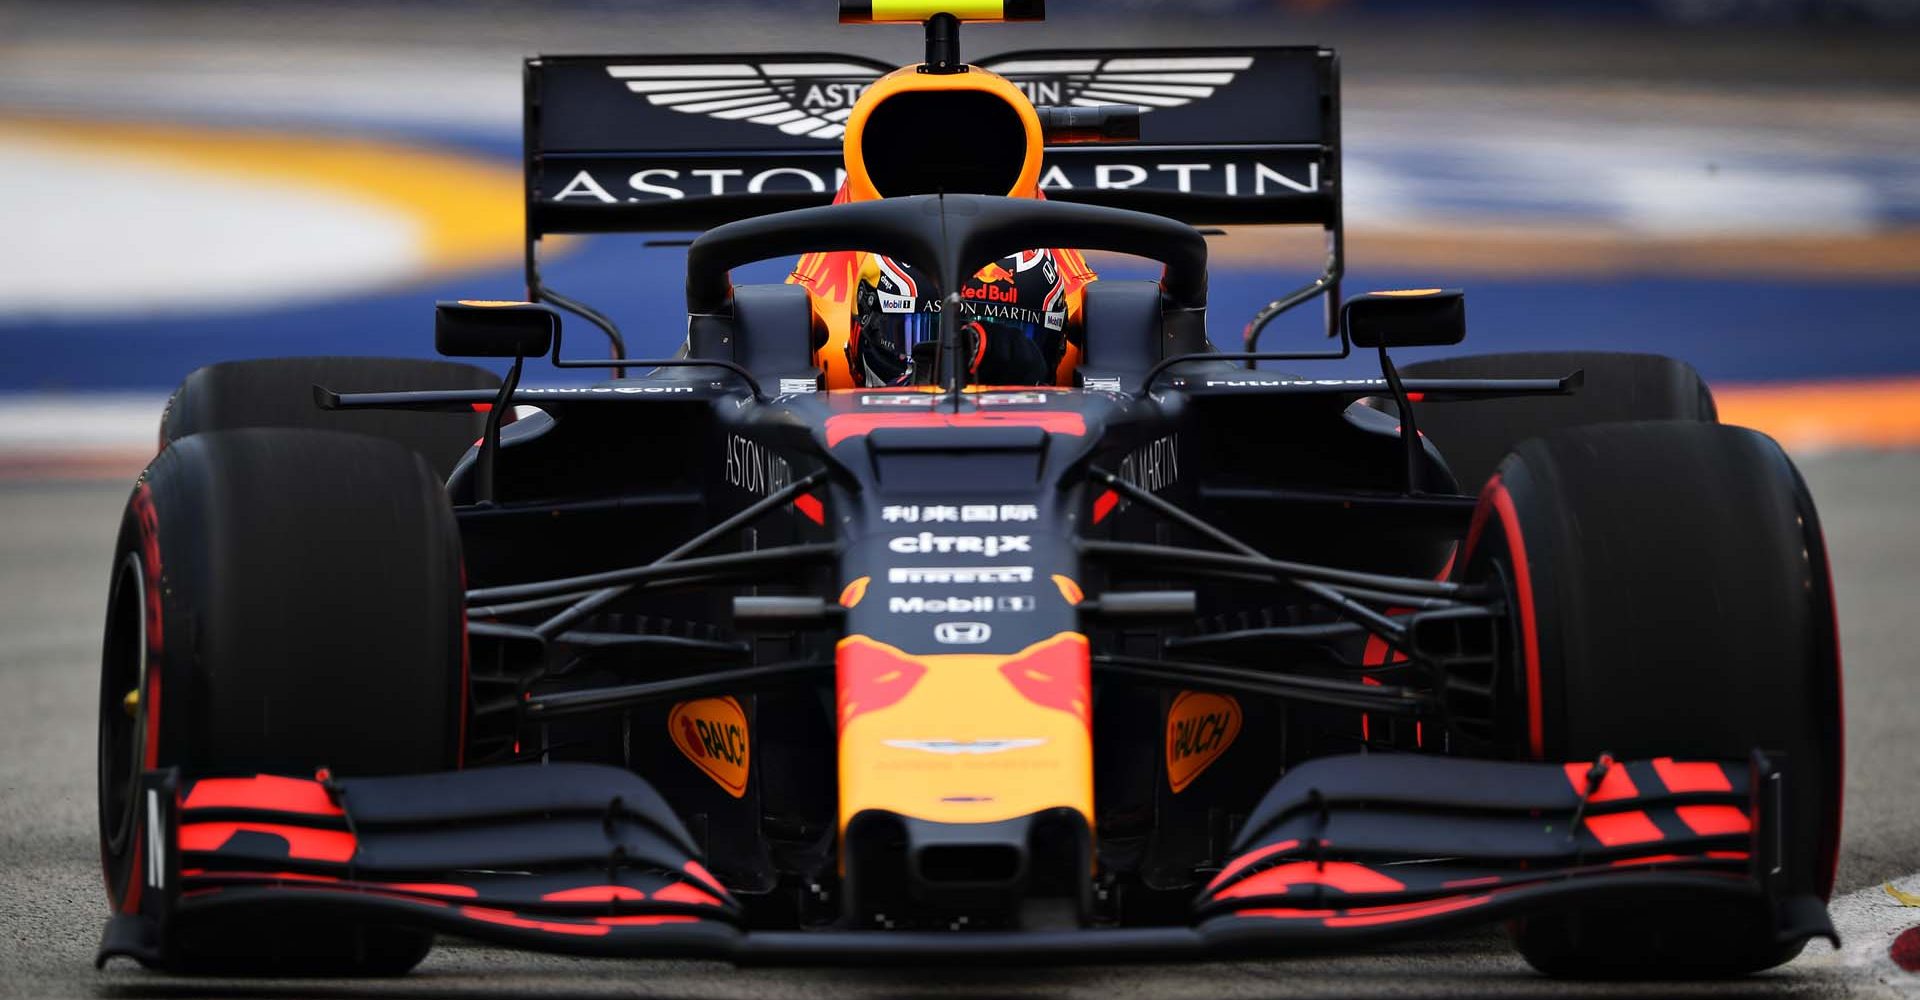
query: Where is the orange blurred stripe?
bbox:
[1715,376,1920,452]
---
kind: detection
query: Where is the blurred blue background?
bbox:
[1,0,1915,465]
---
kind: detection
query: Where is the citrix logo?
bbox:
[887,534,1032,557]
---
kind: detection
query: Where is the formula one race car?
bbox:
[96,1,1842,979]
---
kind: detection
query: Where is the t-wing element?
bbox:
[436,300,560,359]
[686,193,1206,394]
[838,1,1045,24]
[1342,289,1466,349]
[839,1,1046,73]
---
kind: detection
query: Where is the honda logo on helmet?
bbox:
[933,621,992,645]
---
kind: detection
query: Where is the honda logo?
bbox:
[933,621,992,645]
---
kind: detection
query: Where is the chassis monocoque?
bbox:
[94,8,1841,981]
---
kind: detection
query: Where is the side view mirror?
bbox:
[1342,289,1466,349]
[435,300,559,358]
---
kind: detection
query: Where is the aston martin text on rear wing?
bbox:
[524,46,1339,236]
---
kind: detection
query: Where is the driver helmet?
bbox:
[838,64,1078,386]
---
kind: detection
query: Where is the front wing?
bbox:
[98,754,1833,968]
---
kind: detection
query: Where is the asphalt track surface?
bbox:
[1,452,1916,998]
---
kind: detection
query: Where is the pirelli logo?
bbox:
[887,566,1034,585]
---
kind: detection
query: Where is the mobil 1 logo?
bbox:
[887,594,1037,615]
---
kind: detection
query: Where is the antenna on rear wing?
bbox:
[839,2,1046,73]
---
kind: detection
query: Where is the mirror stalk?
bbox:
[473,352,523,508]
[1377,345,1423,496]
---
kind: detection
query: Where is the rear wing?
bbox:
[523,46,1342,349]
[525,47,1338,236]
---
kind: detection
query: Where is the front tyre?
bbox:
[1460,421,1841,977]
[98,428,465,975]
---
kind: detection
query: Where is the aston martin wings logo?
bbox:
[605,61,885,140]
[977,54,1255,112]
[606,54,1256,142]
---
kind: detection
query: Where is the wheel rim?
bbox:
[99,551,149,871]
[1483,556,1531,759]
[1453,493,1526,760]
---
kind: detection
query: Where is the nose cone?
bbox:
[836,632,1092,832]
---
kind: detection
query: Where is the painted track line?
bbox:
[1798,873,1920,996]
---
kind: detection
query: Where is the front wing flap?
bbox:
[99,754,1830,968]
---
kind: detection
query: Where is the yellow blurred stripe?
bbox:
[0,116,524,276]
[1716,376,1920,452]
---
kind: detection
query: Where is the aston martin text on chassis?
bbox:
[94,0,1842,978]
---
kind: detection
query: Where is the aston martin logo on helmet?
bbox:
[604,54,1254,141]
